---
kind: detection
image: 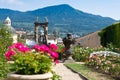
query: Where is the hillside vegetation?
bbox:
[0,4,116,34]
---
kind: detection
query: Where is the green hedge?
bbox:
[99,22,120,48]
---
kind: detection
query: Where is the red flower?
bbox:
[61,47,66,53]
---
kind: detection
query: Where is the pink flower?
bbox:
[40,44,50,52]
[55,60,59,64]
[9,44,15,49]
[19,47,30,52]
[112,64,115,68]
[33,44,40,51]
[50,51,59,59]
[5,50,15,60]
[15,43,24,50]
[15,43,30,52]
[5,42,59,64]
[50,44,58,51]
[33,44,50,53]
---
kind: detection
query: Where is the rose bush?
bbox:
[86,53,120,79]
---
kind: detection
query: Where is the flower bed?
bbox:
[86,51,120,79]
[72,45,120,79]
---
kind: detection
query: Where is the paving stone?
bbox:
[54,63,84,80]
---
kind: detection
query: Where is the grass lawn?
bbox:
[65,63,114,80]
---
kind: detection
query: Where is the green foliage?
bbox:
[57,44,64,60]
[14,52,52,74]
[0,61,9,78]
[0,23,13,79]
[0,24,13,60]
[51,71,62,80]
[0,61,16,79]
[17,36,25,44]
[57,44,64,53]
[99,22,120,48]
[72,46,94,62]
[109,64,120,79]
[106,43,114,51]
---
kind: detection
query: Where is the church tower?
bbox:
[4,16,17,43]
[4,16,16,33]
[5,17,11,26]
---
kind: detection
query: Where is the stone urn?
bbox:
[7,72,53,80]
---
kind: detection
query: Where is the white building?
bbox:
[5,17,17,43]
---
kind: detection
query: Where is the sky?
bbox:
[0,0,120,20]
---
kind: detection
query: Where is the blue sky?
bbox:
[0,0,120,20]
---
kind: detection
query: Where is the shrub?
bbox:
[109,64,120,79]
[0,24,13,60]
[57,44,64,60]
[0,24,13,78]
[72,46,93,62]
[99,22,120,48]
[14,52,52,74]
[0,61,10,78]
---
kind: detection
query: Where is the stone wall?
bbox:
[75,31,101,48]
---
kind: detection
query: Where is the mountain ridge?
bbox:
[0,4,116,34]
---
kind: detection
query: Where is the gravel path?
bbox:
[53,63,84,80]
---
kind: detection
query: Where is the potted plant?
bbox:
[5,43,59,80]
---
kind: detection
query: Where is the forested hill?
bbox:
[0,4,116,34]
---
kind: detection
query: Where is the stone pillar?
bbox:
[43,25,48,44]
[34,17,39,44]
[44,17,48,44]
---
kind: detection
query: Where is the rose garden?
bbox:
[0,21,120,80]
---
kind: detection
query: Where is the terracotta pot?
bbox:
[7,72,53,80]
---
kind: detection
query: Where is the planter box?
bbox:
[7,72,53,80]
